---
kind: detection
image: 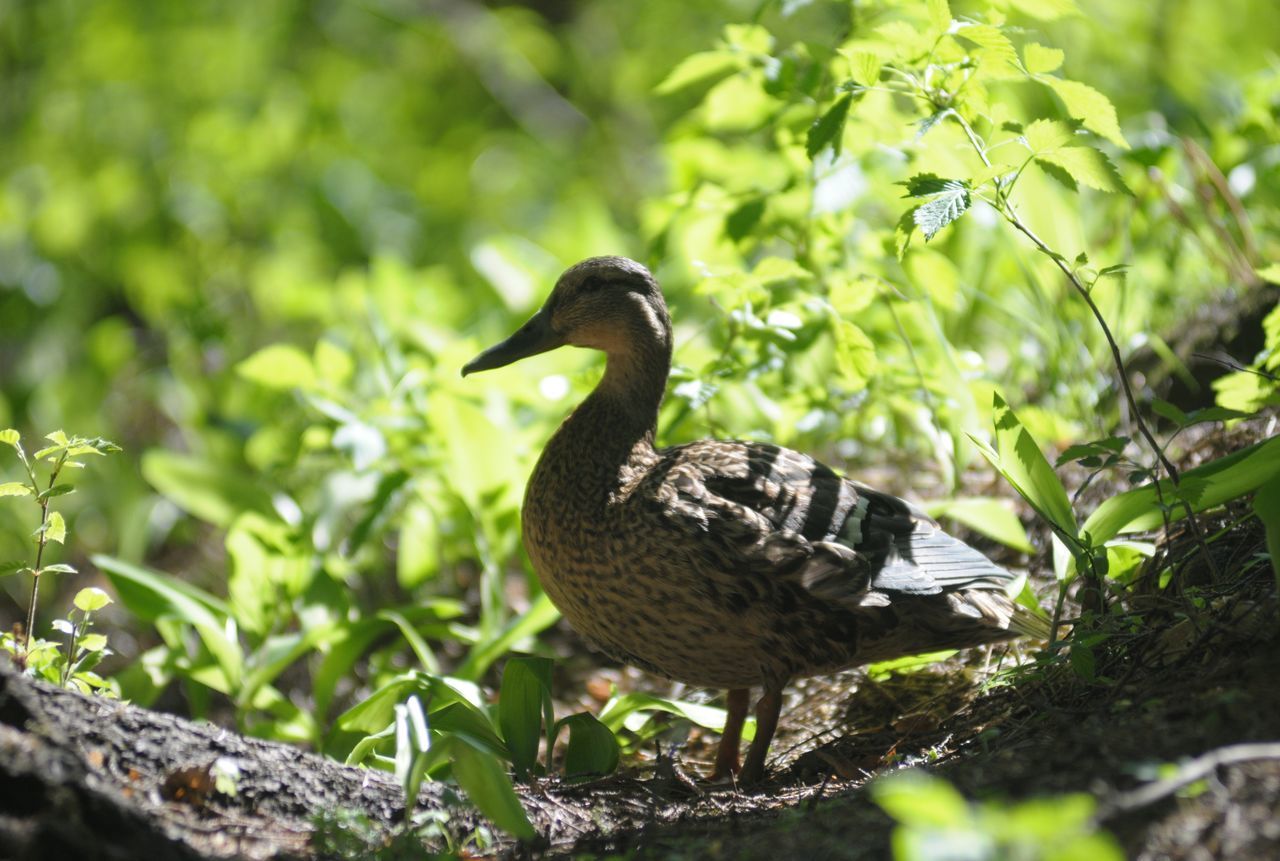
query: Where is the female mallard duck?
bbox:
[463,256,1048,784]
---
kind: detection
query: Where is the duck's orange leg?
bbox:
[739,685,783,785]
[711,687,751,779]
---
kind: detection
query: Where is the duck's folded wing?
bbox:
[654,440,1020,603]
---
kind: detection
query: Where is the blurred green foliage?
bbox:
[1,0,1278,825]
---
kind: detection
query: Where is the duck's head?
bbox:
[462,256,670,377]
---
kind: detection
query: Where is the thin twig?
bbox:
[1096,742,1280,820]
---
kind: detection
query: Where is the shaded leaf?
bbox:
[447,737,536,840]
[560,713,620,778]
[806,94,852,159]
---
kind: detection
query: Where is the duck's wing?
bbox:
[652,440,1040,633]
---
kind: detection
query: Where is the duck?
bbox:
[462,256,1049,784]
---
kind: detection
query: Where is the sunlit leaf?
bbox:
[0,482,31,497]
[1041,77,1128,148]
[44,511,66,544]
[236,344,317,390]
[74,587,113,613]
[873,769,970,828]
[1036,145,1130,193]
[1023,42,1064,74]
[655,50,738,95]
[924,497,1034,554]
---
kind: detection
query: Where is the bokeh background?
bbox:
[1,0,1276,733]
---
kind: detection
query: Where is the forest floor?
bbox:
[1,417,1277,861]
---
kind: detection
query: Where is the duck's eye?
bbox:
[580,275,606,293]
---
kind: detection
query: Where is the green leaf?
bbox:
[454,593,560,681]
[1255,264,1280,285]
[911,180,971,241]
[832,319,878,389]
[1151,398,1188,426]
[655,50,738,95]
[1081,435,1280,543]
[44,511,66,544]
[1010,0,1080,18]
[953,24,1019,73]
[1069,642,1096,680]
[78,633,109,653]
[1253,481,1280,590]
[597,692,750,739]
[1021,118,1075,154]
[73,587,113,612]
[0,429,19,448]
[560,713,620,778]
[925,0,952,32]
[236,344,317,390]
[806,94,853,159]
[394,695,431,814]
[1041,77,1128,148]
[142,450,275,529]
[37,484,75,501]
[977,394,1078,540]
[92,554,242,690]
[725,197,766,242]
[0,482,32,497]
[1036,145,1130,193]
[923,497,1035,554]
[1023,42,1064,74]
[39,563,77,575]
[844,50,882,87]
[499,656,554,778]
[446,737,536,840]
[873,770,970,828]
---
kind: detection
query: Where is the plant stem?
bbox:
[951,113,1221,583]
[22,456,64,657]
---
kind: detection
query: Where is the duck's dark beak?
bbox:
[461,307,564,377]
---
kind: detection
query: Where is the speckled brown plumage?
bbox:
[463,256,1049,783]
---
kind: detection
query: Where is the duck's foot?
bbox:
[709,688,751,781]
[737,686,783,786]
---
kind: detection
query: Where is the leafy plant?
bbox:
[873,769,1123,861]
[0,429,120,669]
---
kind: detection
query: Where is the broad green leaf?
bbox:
[806,94,852,159]
[45,430,69,446]
[873,770,970,828]
[0,482,31,497]
[447,737,536,840]
[597,692,751,739]
[978,394,1078,540]
[37,484,74,501]
[74,587,113,612]
[560,713,620,777]
[44,511,66,544]
[924,497,1034,554]
[832,319,878,389]
[454,593,560,681]
[1081,435,1280,543]
[1023,42,1064,74]
[655,50,737,95]
[93,554,242,688]
[236,344,317,390]
[141,450,275,528]
[1036,146,1130,193]
[78,633,109,652]
[499,656,554,778]
[0,429,19,448]
[1254,481,1280,589]
[1042,77,1128,148]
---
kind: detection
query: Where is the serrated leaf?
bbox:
[45,430,69,446]
[44,511,66,544]
[901,173,958,198]
[1036,145,1130,193]
[1023,42,1064,74]
[0,482,32,497]
[1022,118,1075,153]
[912,181,971,241]
[845,50,881,87]
[806,94,852,159]
[74,587,113,612]
[926,0,952,33]
[953,24,1019,74]
[1042,77,1128,148]
[655,50,738,95]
